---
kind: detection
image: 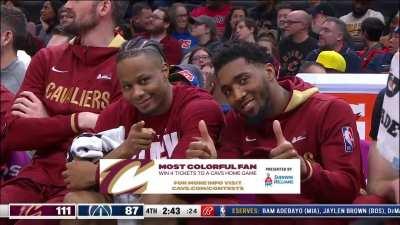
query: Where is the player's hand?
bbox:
[119,121,155,158]
[392,178,399,203]
[11,91,49,118]
[63,160,97,190]
[78,112,99,130]
[186,120,217,159]
[270,120,307,177]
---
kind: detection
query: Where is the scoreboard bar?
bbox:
[144,204,201,217]
[9,204,76,219]
[3,204,400,219]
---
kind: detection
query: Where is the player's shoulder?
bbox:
[307,93,353,115]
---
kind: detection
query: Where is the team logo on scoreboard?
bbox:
[18,205,42,216]
[265,173,273,187]
[201,205,215,216]
[88,205,112,216]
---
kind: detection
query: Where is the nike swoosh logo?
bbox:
[51,66,69,73]
[245,136,256,142]
[291,136,307,144]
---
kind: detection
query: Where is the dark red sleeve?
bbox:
[1,86,14,162]
[94,99,123,133]
[1,85,14,137]
[3,48,77,151]
[301,99,364,203]
[171,98,224,158]
[218,112,243,159]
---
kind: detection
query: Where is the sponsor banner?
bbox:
[99,159,300,194]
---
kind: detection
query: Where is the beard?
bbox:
[244,79,271,125]
[63,5,99,35]
[352,6,368,18]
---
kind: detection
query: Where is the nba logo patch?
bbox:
[341,127,355,153]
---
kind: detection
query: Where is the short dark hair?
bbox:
[111,1,129,24]
[237,18,258,37]
[361,17,385,42]
[0,5,27,50]
[276,2,293,12]
[131,1,151,17]
[117,37,166,64]
[213,41,273,75]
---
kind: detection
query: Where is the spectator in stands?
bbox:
[169,63,205,88]
[187,47,214,87]
[169,3,198,55]
[147,7,182,65]
[130,1,152,36]
[47,24,74,47]
[36,0,63,45]
[188,48,229,114]
[0,2,128,224]
[279,10,318,77]
[367,51,399,204]
[187,42,364,225]
[305,17,362,73]
[235,18,257,43]
[340,0,384,51]
[189,15,223,54]
[61,39,224,223]
[1,5,27,94]
[248,0,278,31]
[190,0,232,38]
[188,46,212,70]
[380,11,399,49]
[222,6,247,41]
[276,2,293,42]
[316,50,347,73]
[368,27,399,73]
[257,32,280,76]
[357,17,388,71]
[257,32,279,61]
[299,61,326,73]
[310,2,335,40]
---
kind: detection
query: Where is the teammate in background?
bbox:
[367,51,399,204]
[1,1,128,225]
[187,41,364,225]
[61,38,224,225]
[1,5,28,94]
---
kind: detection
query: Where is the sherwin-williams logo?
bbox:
[265,173,273,187]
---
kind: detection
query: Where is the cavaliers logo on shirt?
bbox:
[341,127,355,153]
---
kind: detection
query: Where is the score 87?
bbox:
[125,206,139,216]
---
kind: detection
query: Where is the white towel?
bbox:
[68,126,125,161]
